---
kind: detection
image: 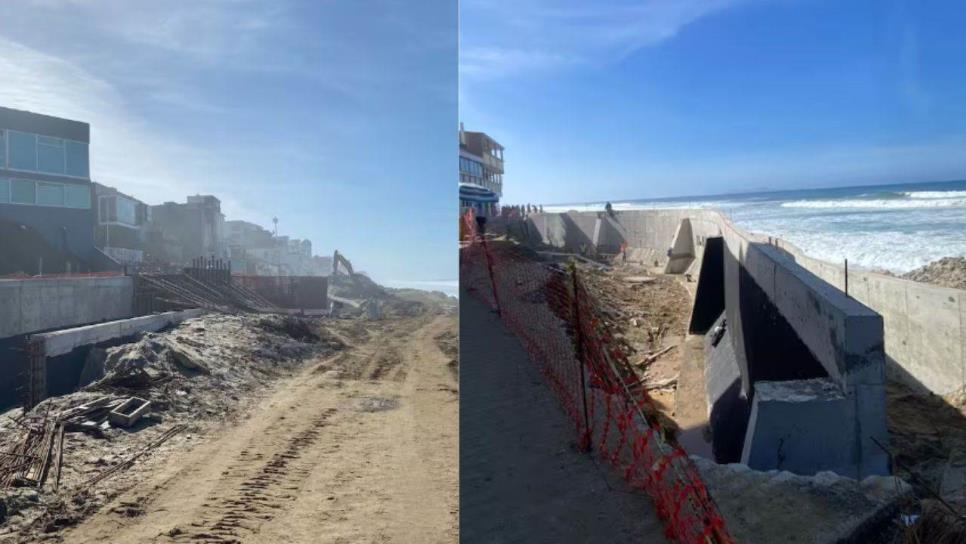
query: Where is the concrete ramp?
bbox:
[664,218,695,274]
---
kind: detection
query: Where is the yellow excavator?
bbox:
[332,249,354,276]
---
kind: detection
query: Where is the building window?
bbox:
[37,136,66,175]
[117,196,137,225]
[11,179,36,204]
[64,184,91,209]
[6,178,90,209]
[8,131,37,171]
[0,130,5,168]
[99,196,115,223]
[65,140,89,177]
[37,181,65,206]
[4,130,89,178]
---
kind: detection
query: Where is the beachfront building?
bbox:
[92,182,151,266]
[0,106,112,275]
[146,194,228,267]
[459,123,503,216]
[225,220,326,276]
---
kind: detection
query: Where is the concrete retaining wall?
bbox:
[528,209,966,395]
[31,309,204,357]
[0,276,134,339]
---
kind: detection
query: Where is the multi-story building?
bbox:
[226,220,274,250]
[92,182,151,266]
[225,220,322,276]
[147,194,228,267]
[225,219,275,274]
[0,106,108,274]
[459,124,504,216]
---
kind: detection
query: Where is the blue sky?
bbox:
[460,0,966,204]
[0,0,456,283]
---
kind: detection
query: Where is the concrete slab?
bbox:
[741,379,887,477]
[32,309,204,357]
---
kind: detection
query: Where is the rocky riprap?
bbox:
[902,257,966,290]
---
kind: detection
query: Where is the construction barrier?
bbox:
[461,228,734,544]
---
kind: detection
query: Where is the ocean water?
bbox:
[543,180,966,273]
[381,279,459,298]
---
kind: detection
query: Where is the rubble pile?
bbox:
[329,273,387,300]
[902,256,966,290]
[83,314,340,419]
[886,382,966,541]
[579,266,691,358]
[578,265,692,427]
[329,274,434,318]
[0,313,341,541]
[692,456,914,543]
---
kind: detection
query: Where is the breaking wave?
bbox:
[543,200,745,213]
[902,190,966,199]
[781,197,966,209]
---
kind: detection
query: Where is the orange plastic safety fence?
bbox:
[460,236,734,544]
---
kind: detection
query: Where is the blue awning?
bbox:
[459,183,499,203]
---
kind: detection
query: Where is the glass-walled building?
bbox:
[459,124,504,217]
[0,106,103,275]
[93,182,151,266]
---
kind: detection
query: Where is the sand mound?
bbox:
[902,257,966,290]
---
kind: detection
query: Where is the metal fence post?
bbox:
[571,262,592,451]
[481,237,501,315]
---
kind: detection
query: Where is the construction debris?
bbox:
[0,312,342,541]
[577,263,692,426]
[692,456,914,543]
[107,398,151,428]
[637,345,677,366]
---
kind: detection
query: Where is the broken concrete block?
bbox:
[167,344,210,374]
[109,397,151,428]
[740,378,887,478]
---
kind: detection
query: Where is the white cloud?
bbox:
[461,0,751,79]
[0,37,253,213]
[460,47,578,80]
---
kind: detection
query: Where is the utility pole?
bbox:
[273,216,280,278]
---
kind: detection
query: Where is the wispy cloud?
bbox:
[0,38,185,196]
[19,0,300,71]
[0,35,278,224]
[460,47,579,80]
[461,0,751,80]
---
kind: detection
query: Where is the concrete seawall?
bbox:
[527,209,965,397]
[0,276,134,339]
[529,209,897,476]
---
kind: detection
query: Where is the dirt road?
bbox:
[459,293,667,543]
[62,311,458,544]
